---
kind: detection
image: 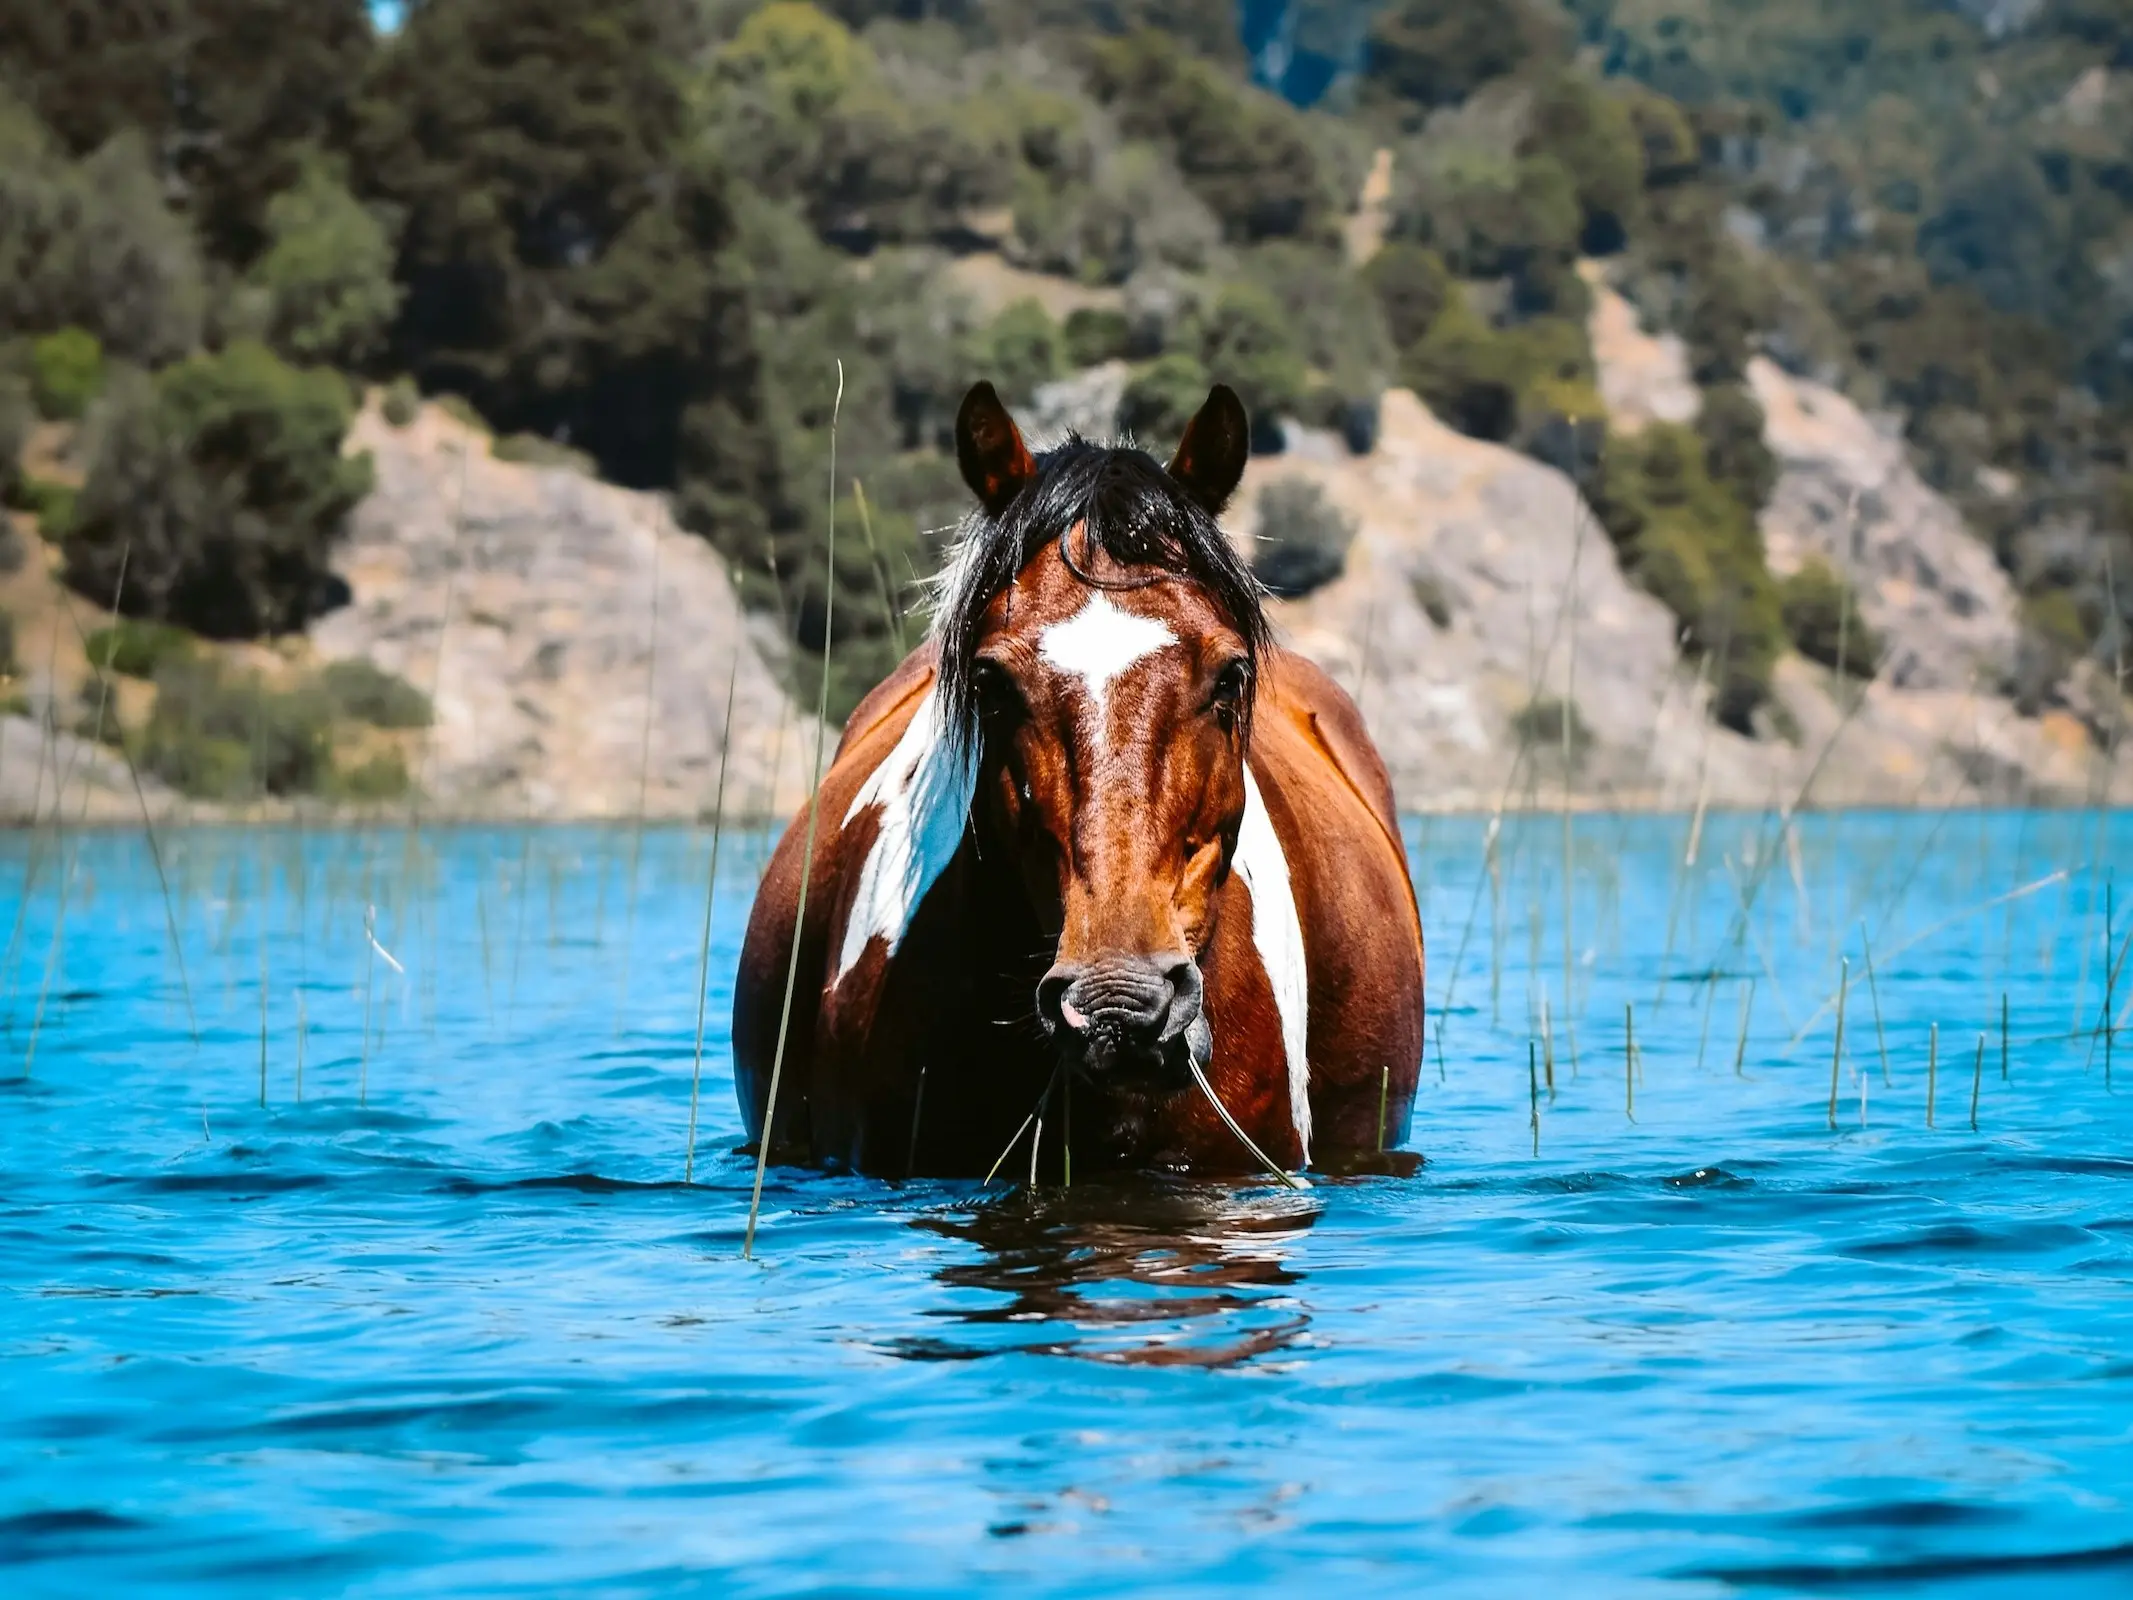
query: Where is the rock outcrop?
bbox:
[1749,355,2022,693]
[311,404,826,821]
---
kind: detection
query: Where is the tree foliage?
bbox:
[66,344,374,637]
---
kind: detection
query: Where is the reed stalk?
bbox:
[1827,959,1849,1131]
[1377,1062,1390,1152]
[1187,1058,1309,1190]
[685,647,744,1185]
[1970,1034,1984,1131]
[2000,992,2009,1082]
[746,361,844,1259]
[906,1064,929,1180]
[1528,1039,1540,1157]
[1925,1022,1937,1129]
[1624,1002,1635,1122]
[1861,924,1891,1086]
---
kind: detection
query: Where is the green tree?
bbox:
[0,0,375,265]
[29,327,103,420]
[354,0,748,488]
[0,97,205,363]
[1363,0,1565,115]
[65,343,374,637]
[248,161,403,368]
[1592,422,1784,729]
[1087,31,1337,245]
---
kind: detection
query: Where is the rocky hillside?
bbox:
[1230,277,2127,811]
[311,403,826,821]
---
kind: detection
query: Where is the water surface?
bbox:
[3,811,2131,1595]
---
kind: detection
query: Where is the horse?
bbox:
[732,381,1425,1179]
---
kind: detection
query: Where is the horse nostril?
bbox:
[1036,967,1082,1035]
[1159,957,1203,1038]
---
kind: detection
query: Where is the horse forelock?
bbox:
[929,438,1268,762]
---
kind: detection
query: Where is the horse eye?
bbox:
[1210,659,1249,726]
[973,660,1025,725]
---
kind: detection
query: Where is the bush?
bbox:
[2007,588,2087,713]
[29,328,104,421]
[381,377,420,428]
[1405,296,1523,440]
[17,478,78,539]
[317,657,432,729]
[977,299,1064,404]
[492,432,597,476]
[139,657,337,799]
[0,604,14,677]
[1779,558,1880,678]
[1064,307,1132,368]
[65,344,374,638]
[324,748,412,803]
[1363,243,1453,353]
[248,162,403,368]
[1190,282,1308,452]
[1118,352,1213,445]
[83,618,196,679]
[1252,479,1356,599]
[1592,423,1785,730]
[1697,383,1778,512]
[1510,695,1591,760]
[0,372,29,507]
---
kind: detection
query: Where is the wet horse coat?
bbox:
[733,385,1424,1176]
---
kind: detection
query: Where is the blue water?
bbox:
[4,811,2131,1596]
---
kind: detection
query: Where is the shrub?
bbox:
[1252,479,1356,599]
[1190,282,1308,451]
[492,432,597,476]
[30,328,104,421]
[1405,296,1523,440]
[2007,588,2087,713]
[977,299,1064,404]
[317,658,432,729]
[324,748,412,803]
[0,604,14,677]
[65,345,374,638]
[1697,383,1778,513]
[0,372,28,509]
[1118,352,1212,445]
[1779,558,1880,679]
[1064,307,1132,368]
[381,376,420,428]
[1510,695,1591,760]
[248,161,403,368]
[1363,242,1453,353]
[1593,423,1785,730]
[1410,568,1454,628]
[18,478,77,539]
[140,657,338,799]
[83,618,196,679]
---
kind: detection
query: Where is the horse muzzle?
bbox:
[1037,954,1207,1080]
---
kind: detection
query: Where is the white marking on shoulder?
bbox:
[834,687,976,984]
[1235,762,1312,1163]
[1037,592,1176,736]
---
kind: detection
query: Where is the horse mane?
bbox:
[927,435,1270,759]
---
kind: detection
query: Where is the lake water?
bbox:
[4,811,2132,1596]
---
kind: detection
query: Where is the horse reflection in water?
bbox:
[888,1182,1328,1369]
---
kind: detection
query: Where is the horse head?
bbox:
[938,380,1266,1086]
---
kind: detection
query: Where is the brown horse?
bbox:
[733,382,1425,1179]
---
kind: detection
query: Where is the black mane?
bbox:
[933,437,1270,758]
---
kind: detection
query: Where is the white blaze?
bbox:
[1037,592,1177,746]
[833,687,976,983]
[1236,762,1312,1161]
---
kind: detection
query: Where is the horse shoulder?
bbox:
[835,641,939,762]
[1259,647,1402,843]
[732,660,939,1132]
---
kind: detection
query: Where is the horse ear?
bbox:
[1166,384,1250,515]
[956,382,1038,516]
